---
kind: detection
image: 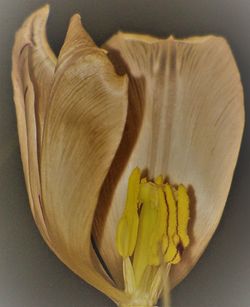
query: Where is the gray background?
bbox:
[0,0,249,306]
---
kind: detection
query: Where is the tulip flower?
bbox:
[12,5,244,307]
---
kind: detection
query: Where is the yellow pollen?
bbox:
[116,167,141,257]
[116,167,190,288]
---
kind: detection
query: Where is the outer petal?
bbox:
[40,16,128,302]
[12,5,56,245]
[93,33,244,287]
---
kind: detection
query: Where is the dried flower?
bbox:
[12,5,244,307]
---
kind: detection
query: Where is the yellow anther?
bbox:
[164,184,180,264]
[171,252,181,264]
[177,185,190,248]
[155,175,164,185]
[116,168,191,292]
[133,183,167,285]
[162,234,168,255]
[116,168,141,257]
[149,188,168,265]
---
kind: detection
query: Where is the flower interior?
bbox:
[115,168,190,306]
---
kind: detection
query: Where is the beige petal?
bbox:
[12,5,56,245]
[40,16,128,302]
[93,33,244,288]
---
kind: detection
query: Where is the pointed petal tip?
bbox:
[27,4,50,24]
[58,12,96,60]
[40,3,50,14]
[69,13,82,25]
[67,13,86,40]
[14,4,50,40]
[64,12,95,48]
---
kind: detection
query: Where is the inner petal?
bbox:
[93,33,244,289]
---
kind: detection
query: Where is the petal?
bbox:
[12,5,56,245]
[94,33,244,287]
[40,16,128,302]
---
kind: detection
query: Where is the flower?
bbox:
[12,5,244,307]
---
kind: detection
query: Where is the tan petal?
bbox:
[40,16,128,302]
[12,5,56,245]
[93,33,244,288]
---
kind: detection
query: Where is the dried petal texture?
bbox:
[40,15,128,302]
[94,33,244,288]
[12,5,56,245]
[12,7,129,303]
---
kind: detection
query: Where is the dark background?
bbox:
[0,0,249,306]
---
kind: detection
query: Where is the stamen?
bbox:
[177,185,190,248]
[154,175,163,185]
[115,167,190,304]
[133,183,167,285]
[116,167,141,257]
[164,184,180,264]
